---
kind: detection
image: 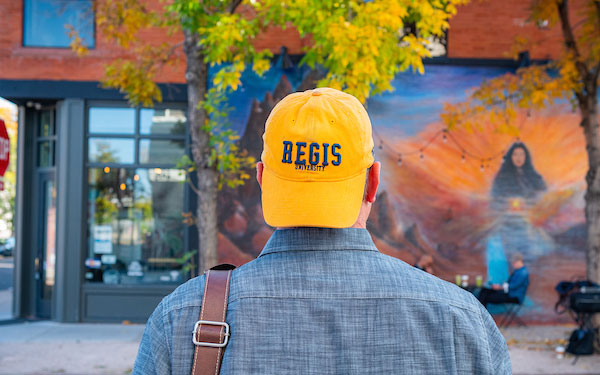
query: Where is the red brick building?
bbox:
[0,0,574,83]
[0,0,577,322]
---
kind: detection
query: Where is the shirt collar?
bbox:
[259,227,379,257]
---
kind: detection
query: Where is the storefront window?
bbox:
[139,139,185,164]
[85,105,189,285]
[36,110,56,168]
[86,168,186,284]
[88,138,135,164]
[89,108,135,134]
[140,108,186,135]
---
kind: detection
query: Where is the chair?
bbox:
[498,301,526,328]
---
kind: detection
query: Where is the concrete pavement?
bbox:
[505,325,600,374]
[0,321,144,374]
[0,321,599,374]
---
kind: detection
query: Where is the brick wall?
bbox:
[0,1,305,83]
[0,1,584,83]
[447,0,582,60]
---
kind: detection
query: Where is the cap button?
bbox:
[312,90,322,96]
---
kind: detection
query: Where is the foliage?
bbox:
[70,0,468,269]
[70,0,272,188]
[259,0,467,102]
[69,0,468,189]
[175,249,198,276]
[442,0,600,134]
[94,196,118,224]
[71,0,468,143]
[442,65,573,135]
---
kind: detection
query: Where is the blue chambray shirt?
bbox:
[134,228,511,374]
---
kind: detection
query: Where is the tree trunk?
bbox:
[184,30,220,273]
[582,92,600,286]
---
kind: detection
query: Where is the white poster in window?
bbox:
[93,225,113,254]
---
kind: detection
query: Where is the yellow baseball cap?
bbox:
[261,87,374,228]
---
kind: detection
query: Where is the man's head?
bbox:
[511,252,524,269]
[256,88,379,228]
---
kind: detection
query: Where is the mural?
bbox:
[216,63,589,323]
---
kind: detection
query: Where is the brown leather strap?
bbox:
[192,268,234,375]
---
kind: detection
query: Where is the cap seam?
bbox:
[263,164,371,183]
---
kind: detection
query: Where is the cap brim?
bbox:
[261,167,366,228]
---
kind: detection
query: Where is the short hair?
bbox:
[511,252,523,263]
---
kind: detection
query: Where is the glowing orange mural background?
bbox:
[216,64,592,322]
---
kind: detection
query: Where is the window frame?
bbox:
[22,0,97,49]
[86,102,189,169]
[84,100,194,286]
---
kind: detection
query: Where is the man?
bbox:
[479,252,529,308]
[414,254,434,274]
[133,88,511,374]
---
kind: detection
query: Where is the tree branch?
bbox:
[184,169,203,196]
[594,62,600,88]
[591,1,600,87]
[557,0,589,81]
[228,0,244,14]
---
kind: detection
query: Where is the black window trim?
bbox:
[86,101,188,168]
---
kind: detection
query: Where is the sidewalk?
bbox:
[505,325,600,374]
[0,321,599,374]
[0,321,144,374]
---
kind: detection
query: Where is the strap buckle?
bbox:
[192,320,230,348]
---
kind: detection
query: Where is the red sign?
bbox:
[0,119,10,191]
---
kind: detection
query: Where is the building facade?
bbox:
[0,0,576,322]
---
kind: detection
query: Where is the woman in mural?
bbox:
[486,142,552,285]
[491,142,547,205]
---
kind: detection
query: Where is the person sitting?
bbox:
[414,255,434,274]
[478,252,529,308]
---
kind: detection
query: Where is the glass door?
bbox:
[33,109,57,318]
[35,172,56,318]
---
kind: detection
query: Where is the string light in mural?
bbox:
[372,127,507,172]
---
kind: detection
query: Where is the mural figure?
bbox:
[491,142,547,205]
[488,142,552,277]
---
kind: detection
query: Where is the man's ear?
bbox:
[256,162,264,188]
[365,161,381,203]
